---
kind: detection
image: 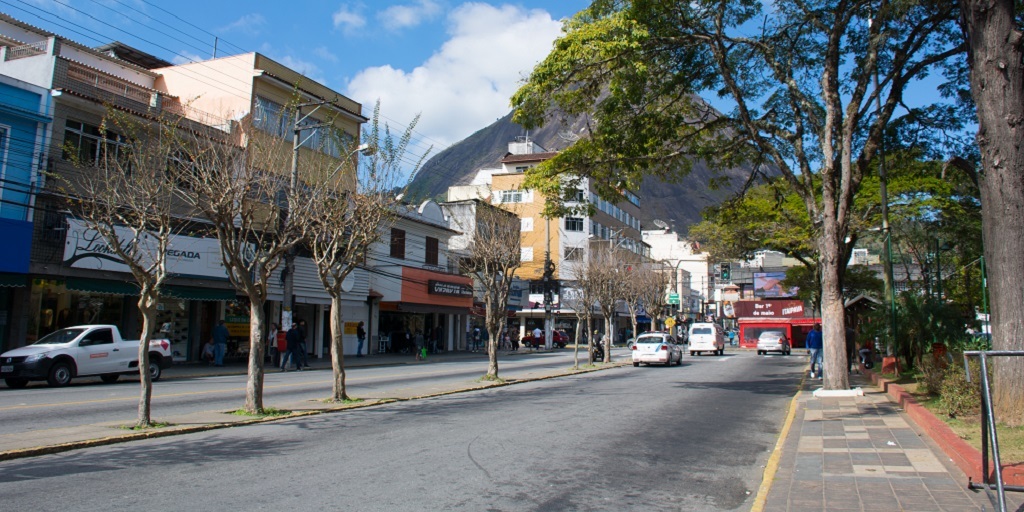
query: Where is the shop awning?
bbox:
[65,278,236,301]
[66,277,140,296]
[0,273,28,288]
[163,285,237,301]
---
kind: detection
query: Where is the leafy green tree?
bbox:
[512,0,965,390]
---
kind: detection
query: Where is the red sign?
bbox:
[732,300,805,318]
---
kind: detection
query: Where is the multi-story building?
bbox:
[642,228,707,320]
[370,200,473,353]
[0,14,376,360]
[449,137,646,341]
[0,68,51,351]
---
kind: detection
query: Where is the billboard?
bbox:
[753,272,798,298]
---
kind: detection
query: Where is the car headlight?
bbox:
[24,353,48,363]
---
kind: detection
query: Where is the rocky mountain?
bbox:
[407,111,754,232]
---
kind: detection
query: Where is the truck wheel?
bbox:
[4,378,28,389]
[148,361,162,382]
[47,361,73,387]
[100,374,120,384]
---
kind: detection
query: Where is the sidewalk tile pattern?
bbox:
[763,377,1012,512]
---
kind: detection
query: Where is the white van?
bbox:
[688,322,725,356]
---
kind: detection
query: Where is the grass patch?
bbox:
[913,389,1024,463]
[477,374,506,384]
[230,407,291,418]
[120,421,173,430]
[320,397,364,405]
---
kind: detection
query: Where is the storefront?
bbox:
[377,267,472,353]
[733,299,818,349]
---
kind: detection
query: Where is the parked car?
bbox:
[688,322,725,356]
[522,329,569,349]
[756,330,791,355]
[1,325,173,388]
[631,332,683,366]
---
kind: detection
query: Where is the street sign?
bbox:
[668,293,680,305]
[665,317,676,328]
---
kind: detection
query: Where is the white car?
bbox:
[688,322,725,356]
[756,331,791,355]
[631,332,684,367]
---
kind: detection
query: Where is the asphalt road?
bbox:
[0,351,804,511]
[0,351,595,436]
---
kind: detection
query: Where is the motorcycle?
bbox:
[591,342,605,362]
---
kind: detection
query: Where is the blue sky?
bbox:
[5,0,593,162]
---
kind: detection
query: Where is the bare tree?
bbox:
[176,118,300,414]
[452,201,521,379]
[637,262,671,333]
[589,244,625,363]
[58,109,189,427]
[293,103,427,400]
[564,257,600,367]
[619,254,646,342]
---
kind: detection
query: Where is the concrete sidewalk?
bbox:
[758,372,1023,511]
[0,348,614,460]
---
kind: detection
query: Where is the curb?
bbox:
[0,360,628,462]
[750,379,803,512]
[863,368,1024,486]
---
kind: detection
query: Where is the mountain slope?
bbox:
[408,111,753,232]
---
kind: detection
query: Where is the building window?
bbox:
[515,165,529,173]
[63,120,129,169]
[564,217,584,232]
[564,247,583,261]
[521,217,533,232]
[499,190,524,203]
[425,236,439,266]
[521,247,534,262]
[390,228,406,259]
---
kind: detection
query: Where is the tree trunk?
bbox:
[244,302,266,413]
[962,0,1024,426]
[604,315,613,363]
[486,296,499,378]
[330,297,349,401]
[819,224,850,390]
[587,314,594,365]
[572,322,580,369]
[135,296,156,427]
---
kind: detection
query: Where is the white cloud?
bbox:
[333,4,367,33]
[346,3,564,149]
[260,45,328,86]
[218,13,266,35]
[314,46,339,63]
[377,0,443,31]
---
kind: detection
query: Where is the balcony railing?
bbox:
[4,41,47,61]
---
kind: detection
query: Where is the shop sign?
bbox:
[63,218,231,280]
[428,280,473,298]
[733,300,805,318]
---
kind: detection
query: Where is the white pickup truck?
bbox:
[0,325,173,388]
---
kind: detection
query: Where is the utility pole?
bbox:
[543,216,553,350]
[284,100,332,332]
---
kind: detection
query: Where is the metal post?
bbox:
[544,216,552,350]
[978,353,1007,511]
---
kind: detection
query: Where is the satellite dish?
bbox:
[653,219,669,229]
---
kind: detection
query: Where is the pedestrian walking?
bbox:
[413,330,426,361]
[212,319,229,367]
[297,319,310,367]
[267,323,279,366]
[472,327,481,352]
[356,321,366,357]
[284,322,303,371]
[806,323,823,378]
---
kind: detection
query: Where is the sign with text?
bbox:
[63,218,229,280]
[428,280,473,298]
[732,300,805,318]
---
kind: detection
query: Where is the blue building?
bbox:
[0,74,51,350]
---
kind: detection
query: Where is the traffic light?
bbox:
[543,260,555,279]
[720,262,731,281]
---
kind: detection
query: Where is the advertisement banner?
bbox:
[753,272,798,298]
[63,218,229,280]
[732,300,805,318]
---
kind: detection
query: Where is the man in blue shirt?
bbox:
[212,319,229,367]
[806,324,823,378]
